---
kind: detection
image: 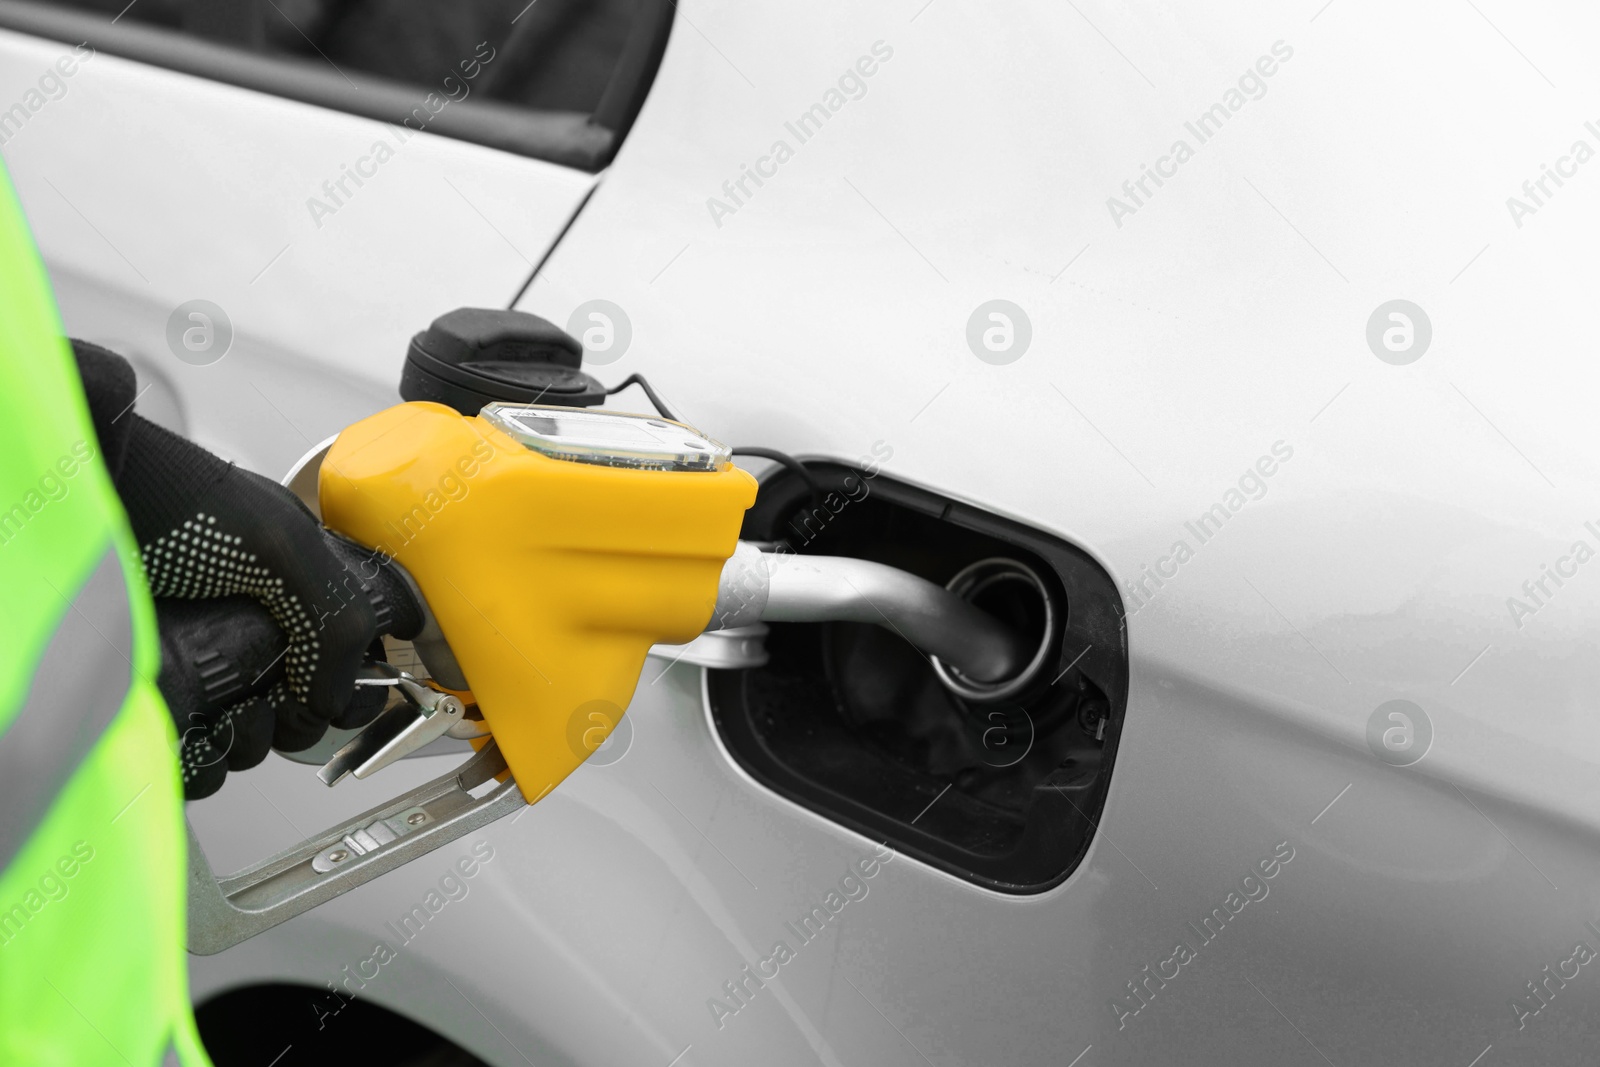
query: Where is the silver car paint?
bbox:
[4,0,1597,1062]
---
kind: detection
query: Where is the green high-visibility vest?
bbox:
[0,166,210,1065]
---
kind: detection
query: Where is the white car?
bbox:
[4,0,1600,1064]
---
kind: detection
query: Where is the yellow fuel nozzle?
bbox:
[318,401,756,802]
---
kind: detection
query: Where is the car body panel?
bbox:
[519,0,1599,1060]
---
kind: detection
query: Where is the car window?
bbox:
[0,0,671,170]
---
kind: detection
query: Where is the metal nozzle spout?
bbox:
[706,542,1031,686]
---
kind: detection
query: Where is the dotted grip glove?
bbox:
[72,341,399,797]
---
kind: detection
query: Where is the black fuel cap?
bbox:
[399,307,608,415]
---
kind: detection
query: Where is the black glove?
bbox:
[155,596,402,798]
[120,420,379,722]
[151,534,424,796]
[154,596,286,789]
[70,340,416,797]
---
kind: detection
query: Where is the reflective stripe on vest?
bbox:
[0,547,132,869]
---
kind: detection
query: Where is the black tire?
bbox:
[196,984,491,1066]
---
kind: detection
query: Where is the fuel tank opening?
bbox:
[930,557,1056,703]
[709,460,1128,893]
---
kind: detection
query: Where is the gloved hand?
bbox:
[71,340,416,797]
[154,550,418,799]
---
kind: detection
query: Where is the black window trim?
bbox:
[0,0,673,172]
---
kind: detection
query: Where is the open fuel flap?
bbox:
[708,461,1129,894]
